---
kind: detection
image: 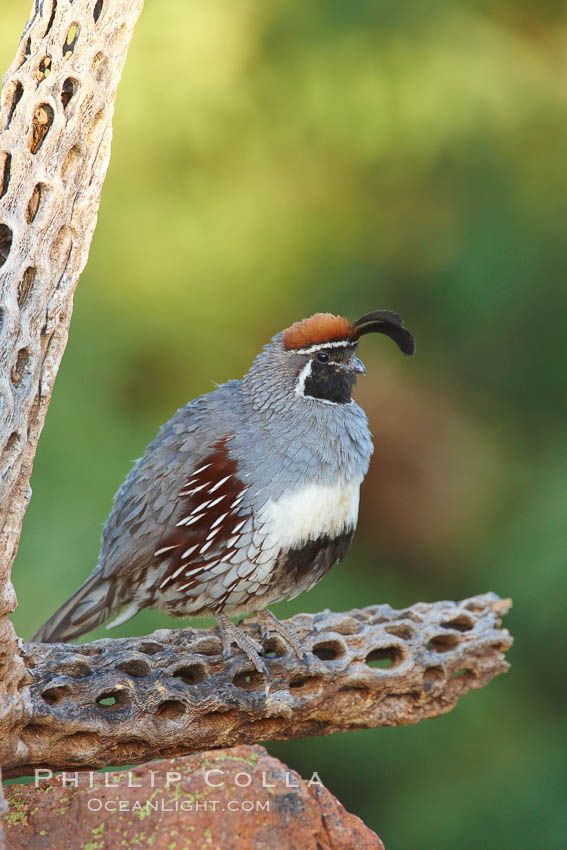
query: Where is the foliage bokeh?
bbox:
[2,1,566,847]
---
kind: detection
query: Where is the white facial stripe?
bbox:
[294,358,313,398]
[293,340,353,354]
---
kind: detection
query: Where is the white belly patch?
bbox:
[258,479,361,551]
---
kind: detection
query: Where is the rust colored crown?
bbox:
[283,310,415,356]
[282,313,352,350]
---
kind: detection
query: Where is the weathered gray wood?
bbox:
[4,593,512,778]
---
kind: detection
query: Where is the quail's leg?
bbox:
[214,612,267,675]
[253,608,308,663]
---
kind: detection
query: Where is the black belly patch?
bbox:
[273,529,355,598]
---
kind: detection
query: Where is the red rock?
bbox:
[4,745,383,849]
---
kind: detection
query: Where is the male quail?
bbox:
[34,310,415,670]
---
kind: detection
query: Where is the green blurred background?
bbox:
[2,1,566,847]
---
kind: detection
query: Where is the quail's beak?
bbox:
[340,356,366,376]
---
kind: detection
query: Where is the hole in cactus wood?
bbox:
[36,56,52,81]
[0,153,10,198]
[92,51,109,82]
[30,104,54,154]
[2,432,22,475]
[3,81,23,129]
[26,183,43,223]
[63,23,80,59]
[117,658,152,678]
[0,223,13,268]
[42,685,72,704]
[233,669,265,690]
[43,0,57,37]
[289,676,322,694]
[61,145,81,183]
[58,659,92,679]
[427,634,461,653]
[156,700,186,720]
[11,347,32,386]
[96,689,128,708]
[312,640,344,661]
[366,646,402,669]
[61,77,78,109]
[173,663,207,685]
[450,668,475,681]
[261,635,287,658]
[441,614,475,632]
[385,623,415,640]
[423,666,444,691]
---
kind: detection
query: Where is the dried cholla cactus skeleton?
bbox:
[9,594,511,778]
[0,0,143,780]
[0,1,144,557]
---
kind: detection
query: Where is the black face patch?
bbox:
[302,345,358,405]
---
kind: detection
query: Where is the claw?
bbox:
[253,609,307,664]
[214,612,268,675]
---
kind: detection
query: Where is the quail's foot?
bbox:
[215,612,268,675]
[253,608,309,665]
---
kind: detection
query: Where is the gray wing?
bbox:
[98,383,243,581]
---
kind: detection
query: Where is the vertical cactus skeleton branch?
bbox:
[0,0,144,769]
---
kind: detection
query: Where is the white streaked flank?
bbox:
[154,545,178,557]
[159,563,186,588]
[210,511,229,530]
[192,463,212,475]
[208,474,232,493]
[179,481,208,496]
[191,499,211,515]
[176,512,205,527]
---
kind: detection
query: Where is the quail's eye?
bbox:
[316,351,330,363]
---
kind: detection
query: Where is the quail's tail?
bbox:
[32,570,122,643]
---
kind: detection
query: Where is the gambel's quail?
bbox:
[34,310,415,670]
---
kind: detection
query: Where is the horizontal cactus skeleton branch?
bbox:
[4,593,512,778]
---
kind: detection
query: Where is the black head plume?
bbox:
[350,310,415,356]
